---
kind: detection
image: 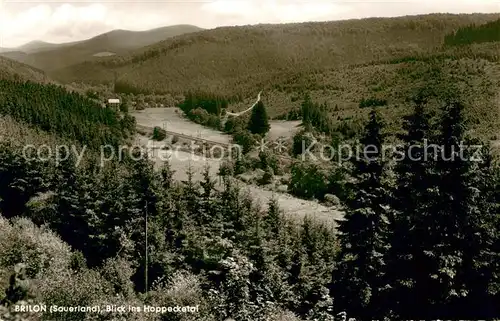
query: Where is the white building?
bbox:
[107,98,121,110]
[108,98,121,105]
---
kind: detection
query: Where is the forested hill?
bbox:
[445,17,500,45]
[0,79,135,148]
[0,56,50,83]
[1,25,204,72]
[1,89,500,320]
[52,13,500,95]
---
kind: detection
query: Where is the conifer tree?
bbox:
[0,143,47,218]
[198,164,217,228]
[248,101,270,135]
[388,99,500,318]
[433,101,499,318]
[49,153,99,263]
[301,93,314,128]
[265,198,282,237]
[160,161,175,191]
[130,154,159,218]
[385,98,438,318]
[331,109,389,320]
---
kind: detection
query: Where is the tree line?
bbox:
[1,86,500,320]
[334,97,500,319]
[444,18,500,46]
[0,142,337,320]
[0,79,135,149]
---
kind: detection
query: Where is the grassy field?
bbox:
[132,107,302,142]
[134,132,340,226]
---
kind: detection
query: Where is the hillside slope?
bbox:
[0,78,135,148]
[51,14,500,140]
[17,40,82,54]
[1,24,203,71]
[0,40,80,54]
[52,14,500,93]
[0,56,51,83]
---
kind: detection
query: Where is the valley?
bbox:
[132,107,338,225]
[1,11,500,321]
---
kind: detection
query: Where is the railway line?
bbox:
[135,124,294,161]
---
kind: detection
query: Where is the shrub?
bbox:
[259,166,274,186]
[85,90,99,100]
[148,271,211,321]
[37,269,114,320]
[152,126,167,141]
[99,258,135,299]
[292,130,315,157]
[218,160,234,178]
[119,101,129,113]
[0,217,72,279]
[289,161,329,200]
[186,108,222,130]
[259,150,281,174]
[188,108,210,124]
[359,97,388,108]
[233,157,248,175]
[233,130,256,154]
[69,251,87,272]
[224,117,245,134]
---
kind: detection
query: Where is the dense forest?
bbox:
[2,12,500,321]
[0,79,135,148]
[1,86,500,320]
[178,91,236,115]
[444,18,500,45]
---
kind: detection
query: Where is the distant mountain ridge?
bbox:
[0,24,203,71]
[17,40,82,54]
[53,13,500,95]
[0,40,82,54]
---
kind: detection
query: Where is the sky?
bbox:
[0,0,499,48]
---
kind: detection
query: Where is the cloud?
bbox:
[200,0,351,25]
[0,0,499,48]
[0,3,114,47]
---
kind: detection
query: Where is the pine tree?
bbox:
[248,101,270,135]
[96,161,139,263]
[0,143,47,218]
[265,198,282,237]
[388,99,500,318]
[130,154,159,218]
[301,93,314,128]
[385,99,438,318]
[433,101,499,318]
[160,161,175,191]
[198,164,217,228]
[331,109,390,320]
